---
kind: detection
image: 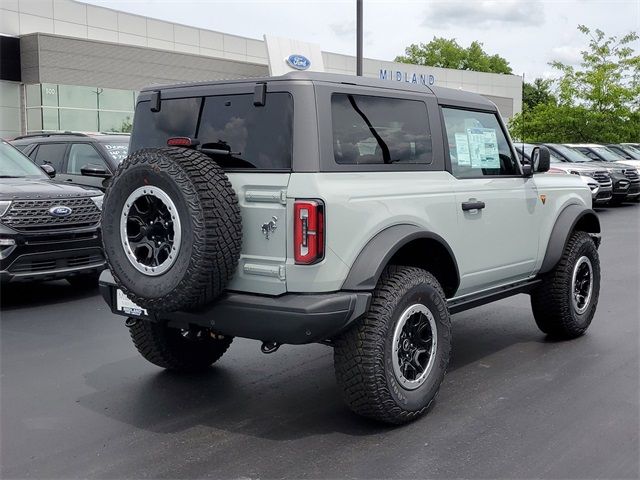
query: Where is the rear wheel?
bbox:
[531,231,600,339]
[334,266,451,424]
[129,319,233,372]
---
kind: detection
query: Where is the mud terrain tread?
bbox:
[334,266,451,424]
[103,147,242,311]
[531,230,600,339]
[129,319,233,372]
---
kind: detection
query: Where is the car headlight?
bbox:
[569,170,580,175]
[608,168,625,175]
[91,195,104,211]
[0,200,11,217]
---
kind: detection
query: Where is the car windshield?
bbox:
[590,146,625,161]
[0,141,46,178]
[103,142,129,162]
[621,145,640,158]
[552,145,593,162]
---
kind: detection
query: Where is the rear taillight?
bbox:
[294,199,325,265]
[167,137,199,147]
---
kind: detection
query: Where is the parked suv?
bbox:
[515,143,612,204]
[11,132,129,191]
[544,143,638,204]
[99,73,601,424]
[0,140,105,284]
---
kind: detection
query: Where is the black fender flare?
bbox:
[539,204,600,274]
[341,224,460,293]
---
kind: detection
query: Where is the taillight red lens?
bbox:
[294,200,325,265]
[167,137,195,147]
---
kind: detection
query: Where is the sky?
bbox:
[82,0,640,80]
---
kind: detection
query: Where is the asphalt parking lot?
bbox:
[1,203,638,479]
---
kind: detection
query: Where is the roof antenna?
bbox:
[356,0,363,76]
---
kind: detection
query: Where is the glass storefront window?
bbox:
[58,85,99,109]
[99,111,133,133]
[26,108,43,131]
[99,88,135,111]
[41,84,59,107]
[24,83,135,134]
[59,108,98,132]
[26,84,42,107]
[42,108,60,131]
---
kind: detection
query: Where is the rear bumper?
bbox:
[99,271,371,344]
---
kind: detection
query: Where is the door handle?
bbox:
[65,178,73,182]
[461,200,485,211]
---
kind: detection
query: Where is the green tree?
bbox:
[509,25,639,143]
[523,78,556,110]
[395,37,513,74]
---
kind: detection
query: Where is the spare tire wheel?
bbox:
[101,147,242,312]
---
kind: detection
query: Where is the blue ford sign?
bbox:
[49,205,73,217]
[286,54,311,71]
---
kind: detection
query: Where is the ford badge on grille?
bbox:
[49,205,73,217]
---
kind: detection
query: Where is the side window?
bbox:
[32,143,67,171]
[67,143,107,174]
[441,107,518,178]
[331,94,432,165]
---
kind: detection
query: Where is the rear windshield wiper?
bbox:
[0,175,22,178]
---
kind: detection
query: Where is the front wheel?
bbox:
[334,266,451,424]
[531,231,600,339]
[129,319,233,372]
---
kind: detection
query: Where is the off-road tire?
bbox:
[102,147,242,312]
[334,266,451,424]
[129,319,233,372]
[531,230,600,339]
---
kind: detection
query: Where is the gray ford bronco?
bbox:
[99,72,601,424]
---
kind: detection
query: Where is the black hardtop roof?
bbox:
[140,71,497,110]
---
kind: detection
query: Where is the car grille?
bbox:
[3,198,101,232]
[624,169,639,182]
[592,171,612,187]
[8,249,105,274]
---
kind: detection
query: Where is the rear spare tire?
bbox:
[102,147,242,312]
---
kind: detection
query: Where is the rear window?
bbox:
[130,92,293,170]
[103,142,129,162]
[331,94,432,165]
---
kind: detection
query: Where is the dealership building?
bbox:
[0,0,523,139]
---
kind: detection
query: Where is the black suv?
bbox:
[0,141,106,284]
[11,133,129,191]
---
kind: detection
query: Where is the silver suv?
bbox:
[99,73,602,424]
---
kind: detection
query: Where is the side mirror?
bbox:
[531,146,550,173]
[80,164,111,178]
[40,164,56,178]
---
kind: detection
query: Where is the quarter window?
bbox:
[442,107,518,177]
[331,94,432,165]
[32,143,67,171]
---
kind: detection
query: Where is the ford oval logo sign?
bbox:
[286,54,311,71]
[49,205,73,217]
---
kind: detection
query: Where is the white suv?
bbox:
[99,73,602,424]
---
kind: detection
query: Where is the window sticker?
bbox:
[454,132,471,166]
[467,127,499,169]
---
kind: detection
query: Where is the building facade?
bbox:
[0,0,523,139]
